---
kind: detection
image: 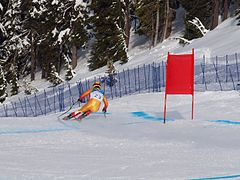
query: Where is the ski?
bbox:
[75,113,90,121]
[62,116,71,120]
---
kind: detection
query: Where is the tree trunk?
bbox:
[162,0,170,42]
[154,1,160,46]
[41,62,47,79]
[166,8,174,39]
[150,15,155,48]
[30,31,35,81]
[223,0,229,21]
[210,0,220,30]
[71,45,77,69]
[124,0,130,49]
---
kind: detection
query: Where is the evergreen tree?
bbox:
[0,65,7,103]
[9,65,19,96]
[1,0,30,82]
[180,0,211,41]
[22,79,38,95]
[236,0,240,25]
[65,64,75,81]
[88,0,128,71]
[48,64,63,86]
[21,0,88,79]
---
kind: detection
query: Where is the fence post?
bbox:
[103,76,106,93]
[143,64,147,90]
[18,98,26,117]
[152,62,155,92]
[201,61,207,90]
[226,55,229,82]
[26,96,34,116]
[46,93,52,114]
[215,56,218,82]
[229,68,236,90]
[162,61,165,87]
[68,83,72,107]
[158,64,161,91]
[58,86,64,112]
[35,93,43,116]
[34,93,37,116]
[138,65,140,93]
[127,69,131,94]
[117,71,122,97]
[24,97,27,116]
[44,90,47,115]
[110,82,113,99]
[133,67,137,92]
[3,104,8,117]
[114,76,118,98]
[235,53,240,81]
[87,79,91,89]
[212,61,222,91]
[123,69,127,95]
[84,79,88,91]
[148,64,151,92]
[11,102,17,117]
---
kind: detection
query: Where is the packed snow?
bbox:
[0,91,240,180]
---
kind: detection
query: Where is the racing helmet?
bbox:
[92,81,101,89]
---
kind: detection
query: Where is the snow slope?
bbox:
[0,91,240,180]
[26,11,240,92]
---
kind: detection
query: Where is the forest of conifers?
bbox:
[0,0,239,102]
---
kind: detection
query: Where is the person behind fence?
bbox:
[63,82,108,120]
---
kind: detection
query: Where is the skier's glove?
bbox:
[78,98,84,103]
[102,107,107,113]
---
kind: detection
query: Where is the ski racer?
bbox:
[63,82,108,120]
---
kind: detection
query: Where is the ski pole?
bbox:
[57,100,78,118]
[103,111,107,118]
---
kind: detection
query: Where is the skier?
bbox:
[63,82,108,120]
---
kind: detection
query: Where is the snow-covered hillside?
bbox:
[67,14,240,84]
[26,12,240,92]
[1,7,240,179]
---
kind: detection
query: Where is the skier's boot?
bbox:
[77,110,91,120]
[63,113,74,120]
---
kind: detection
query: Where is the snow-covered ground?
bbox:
[0,91,240,180]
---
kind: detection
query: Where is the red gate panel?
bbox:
[164,49,194,123]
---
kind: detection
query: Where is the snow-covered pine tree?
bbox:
[0,65,7,103]
[188,17,209,36]
[88,0,128,71]
[236,0,240,25]
[65,64,75,81]
[21,0,87,78]
[9,65,19,96]
[60,0,88,69]
[22,79,38,95]
[48,64,63,86]
[64,54,75,81]
[180,0,211,42]
[1,0,30,82]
